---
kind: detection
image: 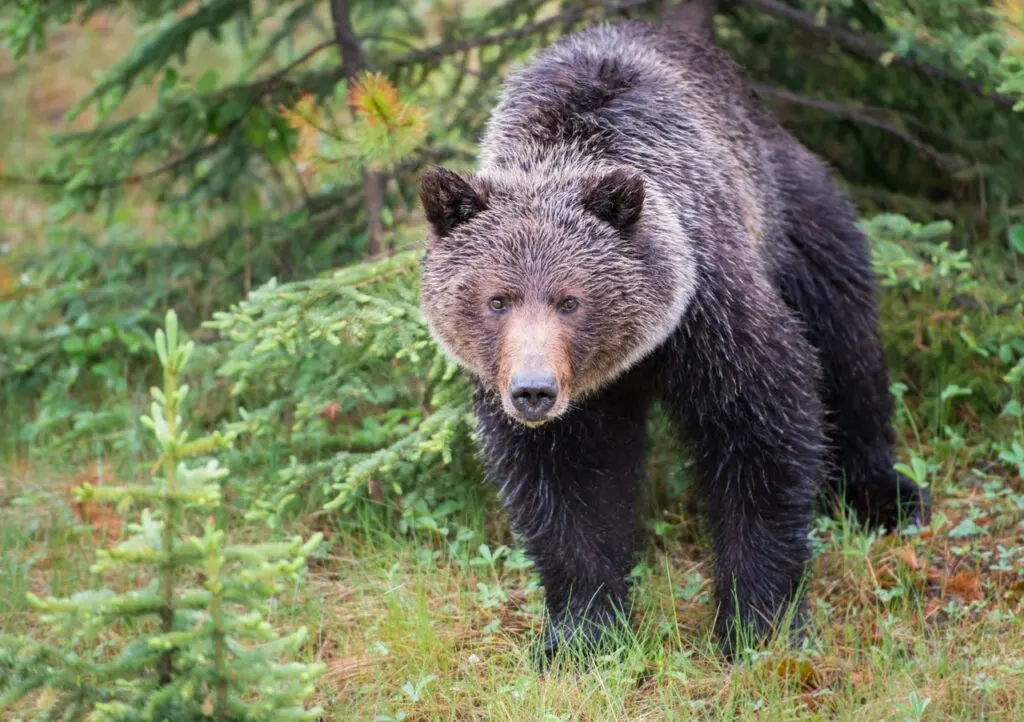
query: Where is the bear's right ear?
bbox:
[419,167,488,238]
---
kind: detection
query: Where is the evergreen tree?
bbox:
[0,0,1020,385]
[0,311,324,721]
[2,0,1021,476]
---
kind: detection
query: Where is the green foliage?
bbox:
[282,72,431,189]
[0,312,324,721]
[864,0,1024,105]
[866,213,1024,417]
[0,225,209,449]
[0,0,1020,536]
[205,250,479,529]
[722,1,1024,245]
[194,211,1023,536]
[3,0,1022,426]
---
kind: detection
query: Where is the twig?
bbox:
[286,154,312,205]
[184,38,335,103]
[737,0,1019,110]
[255,39,336,90]
[391,10,585,66]
[753,84,962,172]
[1,135,234,190]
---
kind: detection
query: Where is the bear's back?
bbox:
[478,21,785,253]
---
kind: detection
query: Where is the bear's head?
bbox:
[418,164,695,427]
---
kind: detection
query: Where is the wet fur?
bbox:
[419,20,931,662]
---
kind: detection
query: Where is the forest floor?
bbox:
[2,11,1024,722]
[2,448,1023,720]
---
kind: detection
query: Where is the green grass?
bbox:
[2,439,1023,720]
[207,488,1024,720]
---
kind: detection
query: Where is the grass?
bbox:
[302,511,1024,721]
[2,429,1023,720]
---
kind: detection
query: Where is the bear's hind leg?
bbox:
[774,149,931,531]
[473,375,651,667]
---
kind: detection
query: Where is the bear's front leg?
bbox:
[662,268,827,659]
[472,378,651,668]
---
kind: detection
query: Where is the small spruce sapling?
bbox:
[1,310,324,721]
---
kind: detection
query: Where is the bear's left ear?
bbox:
[580,168,645,232]
[419,166,489,238]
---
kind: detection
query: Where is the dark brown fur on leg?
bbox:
[473,371,654,667]
[659,256,825,658]
[769,139,932,531]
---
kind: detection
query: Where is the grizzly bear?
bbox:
[417,17,931,663]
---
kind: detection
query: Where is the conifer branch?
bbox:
[0,136,232,189]
[753,85,962,172]
[737,0,1019,110]
[0,1,639,194]
[0,39,336,191]
[250,38,338,92]
[389,0,647,68]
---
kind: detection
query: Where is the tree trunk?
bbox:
[329,0,386,257]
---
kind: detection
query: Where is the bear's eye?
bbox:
[559,297,579,314]
[489,296,508,313]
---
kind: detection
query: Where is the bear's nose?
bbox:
[509,371,558,421]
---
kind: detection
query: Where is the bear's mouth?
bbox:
[506,407,564,428]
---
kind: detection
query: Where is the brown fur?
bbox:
[418,26,786,425]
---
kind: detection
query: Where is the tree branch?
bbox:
[392,8,586,66]
[254,39,337,92]
[1,0,645,194]
[0,0,687,195]
[329,0,369,73]
[0,40,336,192]
[390,0,647,67]
[737,0,1018,110]
[0,133,238,190]
[753,84,962,172]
